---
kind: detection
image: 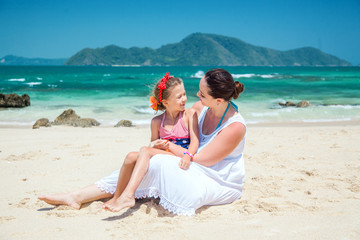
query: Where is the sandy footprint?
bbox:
[45,205,78,217]
[4,150,46,162]
[86,201,106,214]
[15,198,31,208]
[0,216,16,224]
[300,169,318,177]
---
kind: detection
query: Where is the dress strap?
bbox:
[215,102,230,130]
[230,101,238,112]
[161,112,166,126]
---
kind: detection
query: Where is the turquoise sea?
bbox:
[1,66,360,126]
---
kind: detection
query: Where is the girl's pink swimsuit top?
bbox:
[159,111,190,149]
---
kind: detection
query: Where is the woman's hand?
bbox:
[150,139,169,150]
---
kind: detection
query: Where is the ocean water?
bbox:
[1,66,360,126]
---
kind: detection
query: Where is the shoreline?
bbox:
[1,119,359,129]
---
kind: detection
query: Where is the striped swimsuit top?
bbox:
[159,111,190,149]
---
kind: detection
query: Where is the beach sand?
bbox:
[0,122,359,239]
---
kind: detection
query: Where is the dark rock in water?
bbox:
[115,120,133,127]
[279,100,310,108]
[297,101,310,108]
[52,109,100,127]
[0,93,30,108]
[279,101,296,107]
[33,118,51,129]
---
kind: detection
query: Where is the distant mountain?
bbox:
[65,33,351,66]
[0,55,67,65]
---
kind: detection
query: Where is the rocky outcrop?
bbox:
[0,93,30,108]
[114,120,133,127]
[279,101,296,107]
[279,100,310,108]
[296,101,310,108]
[52,109,100,127]
[32,118,51,129]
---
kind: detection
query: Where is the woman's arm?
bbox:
[192,122,246,167]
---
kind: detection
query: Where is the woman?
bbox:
[38,68,246,216]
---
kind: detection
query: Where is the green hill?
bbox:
[65,33,351,66]
[0,55,67,65]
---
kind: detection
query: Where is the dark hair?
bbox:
[152,77,183,111]
[204,69,244,100]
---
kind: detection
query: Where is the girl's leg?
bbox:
[103,152,138,206]
[105,147,172,212]
[38,184,113,209]
[39,151,139,209]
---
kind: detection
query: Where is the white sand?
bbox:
[0,123,359,239]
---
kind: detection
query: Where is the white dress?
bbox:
[95,107,246,216]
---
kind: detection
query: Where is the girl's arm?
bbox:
[149,114,173,151]
[192,122,246,167]
[150,115,161,141]
[165,109,199,158]
[185,108,199,156]
[192,100,204,116]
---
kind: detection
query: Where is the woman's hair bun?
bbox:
[233,81,244,100]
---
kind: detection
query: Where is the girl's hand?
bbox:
[151,139,169,150]
[179,156,191,170]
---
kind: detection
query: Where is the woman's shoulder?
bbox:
[219,116,246,143]
[226,112,246,129]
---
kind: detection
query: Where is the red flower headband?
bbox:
[158,72,173,103]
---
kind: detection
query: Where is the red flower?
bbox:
[149,96,158,111]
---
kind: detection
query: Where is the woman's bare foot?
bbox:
[103,194,135,212]
[38,193,81,210]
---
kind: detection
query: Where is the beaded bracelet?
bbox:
[183,151,194,159]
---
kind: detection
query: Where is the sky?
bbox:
[0,0,359,65]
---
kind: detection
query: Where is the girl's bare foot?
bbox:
[103,194,135,212]
[38,193,81,210]
[102,197,117,209]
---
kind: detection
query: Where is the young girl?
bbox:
[101,72,199,212]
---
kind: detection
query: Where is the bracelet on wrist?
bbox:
[183,151,194,159]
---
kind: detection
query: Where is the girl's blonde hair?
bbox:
[151,77,183,111]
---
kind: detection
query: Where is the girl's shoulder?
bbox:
[151,113,164,125]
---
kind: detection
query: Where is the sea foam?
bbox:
[232,74,277,79]
[191,71,204,78]
[303,118,352,123]
[133,106,155,114]
[25,82,42,86]
[8,78,26,82]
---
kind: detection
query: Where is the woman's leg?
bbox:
[103,152,138,206]
[105,147,172,212]
[38,184,113,209]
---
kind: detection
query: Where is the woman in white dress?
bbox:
[38,68,246,216]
